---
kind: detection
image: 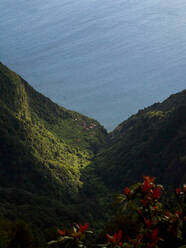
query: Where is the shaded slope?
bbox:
[94,90,186,190]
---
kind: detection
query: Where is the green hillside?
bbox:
[0,62,109,231]
[0,62,186,246]
[93,89,186,191]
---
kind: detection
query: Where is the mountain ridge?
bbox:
[0,62,109,231]
[93,89,186,190]
[0,61,185,239]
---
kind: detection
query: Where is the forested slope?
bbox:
[0,62,186,243]
[93,90,186,191]
[0,62,109,230]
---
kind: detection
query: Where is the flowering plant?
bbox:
[48,177,186,248]
[100,176,186,248]
[48,223,92,248]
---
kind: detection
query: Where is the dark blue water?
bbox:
[1,0,186,130]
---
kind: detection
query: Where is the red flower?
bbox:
[153,205,158,211]
[143,176,155,184]
[124,187,131,196]
[176,188,181,194]
[137,209,142,215]
[151,228,159,241]
[58,229,65,236]
[152,187,161,199]
[144,218,152,228]
[79,223,89,233]
[175,210,182,217]
[141,199,149,206]
[142,176,155,192]
[106,230,123,246]
[136,234,143,245]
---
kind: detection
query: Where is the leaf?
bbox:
[177,229,182,240]
[48,240,58,245]
[114,194,126,204]
[120,202,128,212]
[127,200,137,210]
[58,236,73,242]
[78,244,86,248]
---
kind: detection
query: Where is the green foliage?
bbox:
[0,218,37,248]
[48,223,92,248]
[94,89,186,191]
[98,178,186,248]
[0,62,186,247]
[0,62,109,233]
[48,178,186,248]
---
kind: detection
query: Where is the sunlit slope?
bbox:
[0,62,108,227]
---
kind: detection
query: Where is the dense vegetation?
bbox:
[1,177,185,248]
[92,90,186,191]
[48,177,186,248]
[0,62,185,246]
[0,62,109,239]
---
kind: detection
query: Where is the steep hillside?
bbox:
[93,89,186,191]
[0,62,109,230]
[0,61,186,241]
[0,62,108,151]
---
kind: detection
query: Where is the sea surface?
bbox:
[1,0,186,131]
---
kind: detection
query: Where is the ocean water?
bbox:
[1,0,186,131]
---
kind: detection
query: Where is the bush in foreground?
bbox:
[49,177,186,248]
